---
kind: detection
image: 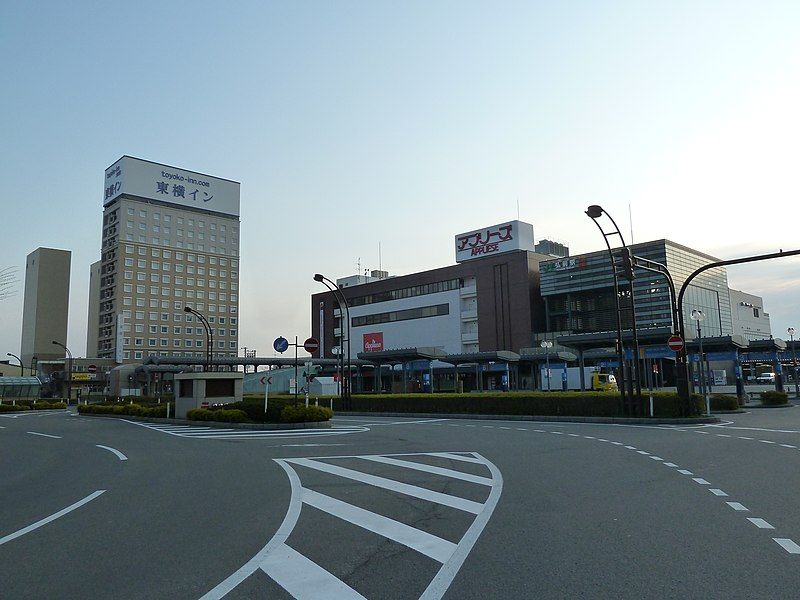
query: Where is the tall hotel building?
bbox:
[91,156,241,363]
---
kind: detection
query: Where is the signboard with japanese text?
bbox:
[104,156,240,217]
[363,332,384,353]
[454,220,535,263]
[115,314,125,364]
[540,256,588,273]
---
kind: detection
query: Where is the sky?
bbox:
[2,1,800,358]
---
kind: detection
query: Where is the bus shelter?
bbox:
[0,377,42,402]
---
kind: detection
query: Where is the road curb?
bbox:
[76,413,333,430]
[0,408,68,414]
[335,411,719,425]
[742,404,795,409]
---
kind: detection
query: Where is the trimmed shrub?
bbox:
[761,391,789,405]
[0,403,31,412]
[187,408,247,422]
[710,394,740,411]
[281,404,333,423]
[347,391,704,418]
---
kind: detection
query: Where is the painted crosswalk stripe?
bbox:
[726,502,749,511]
[261,542,367,599]
[285,458,484,514]
[426,452,485,464]
[709,489,728,496]
[358,455,493,486]
[301,487,457,562]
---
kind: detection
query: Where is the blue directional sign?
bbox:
[273,336,289,353]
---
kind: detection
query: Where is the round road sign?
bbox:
[273,336,289,353]
[304,337,320,353]
[667,335,684,352]
[87,364,97,374]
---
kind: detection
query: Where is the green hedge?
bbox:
[347,391,704,418]
[711,394,740,411]
[761,391,789,405]
[187,408,248,422]
[78,403,168,417]
[281,405,333,423]
[0,403,31,412]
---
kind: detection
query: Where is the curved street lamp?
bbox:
[585,205,641,414]
[314,273,352,404]
[6,352,24,376]
[51,340,72,403]
[184,307,213,372]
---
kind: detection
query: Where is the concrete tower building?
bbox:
[20,247,71,365]
[91,156,241,363]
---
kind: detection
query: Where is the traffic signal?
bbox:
[618,248,636,281]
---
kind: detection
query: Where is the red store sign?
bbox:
[363,332,384,353]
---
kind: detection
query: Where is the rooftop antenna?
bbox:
[378,241,382,272]
[629,203,634,244]
[516,197,520,220]
[357,257,361,280]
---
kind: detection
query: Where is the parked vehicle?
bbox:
[539,366,617,391]
[755,372,776,384]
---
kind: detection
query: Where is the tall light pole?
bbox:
[789,327,799,399]
[184,307,213,372]
[314,274,352,404]
[6,352,23,376]
[586,205,641,414]
[51,340,72,402]
[691,310,709,415]
[540,340,553,390]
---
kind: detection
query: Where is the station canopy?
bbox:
[0,376,42,398]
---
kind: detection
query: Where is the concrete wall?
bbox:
[20,248,71,365]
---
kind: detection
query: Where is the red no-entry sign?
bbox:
[303,337,320,353]
[667,335,684,352]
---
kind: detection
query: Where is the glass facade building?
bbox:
[540,240,732,339]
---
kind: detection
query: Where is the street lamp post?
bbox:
[314,274,352,405]
[51,341,72,403]
[540,340,553,390]
[789,327,799,399]
[6,352,24,376]
[184,307,213,372]
[585,205,642,415]
[691,310,709,415]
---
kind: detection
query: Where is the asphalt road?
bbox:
[4,404,800,599]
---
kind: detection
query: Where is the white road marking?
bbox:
[715,425,800,434]
[26,431,61,439]
[663,463,678,467]
[301,487,457,562]
[358,455,493,486]
[692,478,711,485]
[695,431,709,434]
[760,440,776,444]
[481,426,494,429]
[516,428,528,431]
[774,538,800,554]
[0,490,105,546]
[597,439,609,442]
[498,426,511,430]
[748,518,775,529]
[611,442,624,446]
[551,431,563,435]
[567,433,580,437]
[739,436,754,440]
[636,451,650,455]
[201,452,502,600]
[726,502,749,511]
[709,489,728,496]
[649,456,663,461]
[781,444,797,448]
[123,420,368,440]
[584,436,596,439]
[262,542,366,599]
[279,443,350,448]
[427,452,486,464]
[716,434,732,438]
[624,446,637,450]
[285,458,484,514]
[533,429,545,433]
[96,445,127,461]
[677,470,694,475]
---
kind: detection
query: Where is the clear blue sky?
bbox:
[2,1,800,356]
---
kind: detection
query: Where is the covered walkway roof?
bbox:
[0,376,42,397]
[356,347,447,364]
[440,351,520,365]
